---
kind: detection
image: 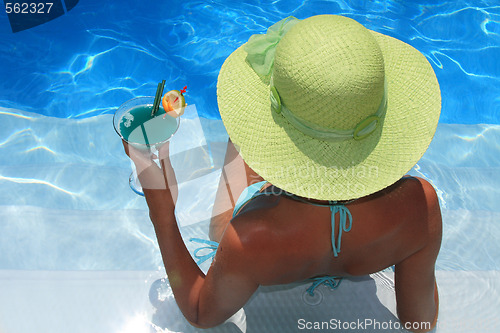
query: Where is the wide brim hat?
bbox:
[217,15,441,200]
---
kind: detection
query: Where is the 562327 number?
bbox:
[5,2,54,14]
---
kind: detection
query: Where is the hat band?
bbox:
[244,16,300,83]
[270,81,387,142]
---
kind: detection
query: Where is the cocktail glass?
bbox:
[113,96,180,195]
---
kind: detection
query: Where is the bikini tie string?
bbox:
[306,276,343,296]
[189,238,219,265]
[189,237,345,298]
[330,203,353,257]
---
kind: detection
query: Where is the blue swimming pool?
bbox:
[1,0,499,123]
[0,1,499,333]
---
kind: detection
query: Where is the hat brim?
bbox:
[217,31,441,200]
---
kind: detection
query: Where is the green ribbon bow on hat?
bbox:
[244,17,299,82]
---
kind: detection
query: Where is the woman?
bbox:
[124,15,442,332]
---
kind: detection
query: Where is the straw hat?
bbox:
[217,15,441,200]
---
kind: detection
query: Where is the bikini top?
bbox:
[232,181,354,258]
[190,178,414,295]
[190,181,354,295]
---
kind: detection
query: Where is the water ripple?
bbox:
[0,0,499,123]
[0,174,80,196]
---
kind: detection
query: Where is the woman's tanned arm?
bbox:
[125,141,259,328]
[395,178,442,332]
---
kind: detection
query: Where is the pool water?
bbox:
[1,1,499,332]
[1,0,499,123]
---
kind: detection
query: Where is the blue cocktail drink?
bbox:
[113,96,180,195]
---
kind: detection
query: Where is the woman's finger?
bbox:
[158,141,171,160]
[122,139,130,157]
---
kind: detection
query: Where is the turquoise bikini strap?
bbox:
[232,181,269,218]
[306,276,343,296]
[189,240,344,297]
[189,238,219,265]
[330,204,353,257]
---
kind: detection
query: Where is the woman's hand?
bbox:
[122,141,178,202]
[122,140,167,190]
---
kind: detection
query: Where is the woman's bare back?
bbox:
[208,142,441,331]
[226,176,440,281]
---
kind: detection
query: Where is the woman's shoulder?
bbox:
[402,175,437,192]
[399,176,440,211]
[407,177,442,237]
[377,176,438,203]
[348,176,441,241]
[376,176,442,240]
